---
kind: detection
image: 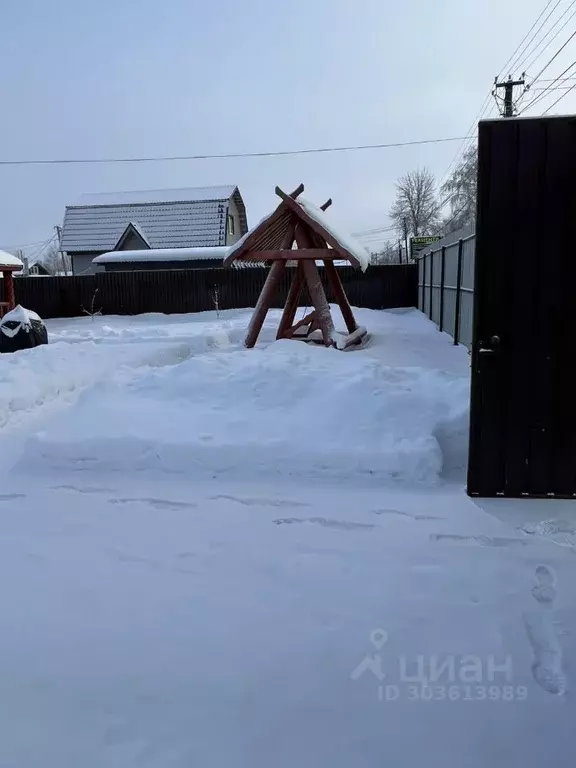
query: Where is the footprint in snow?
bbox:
[274,517,376,531]
[52,485,114,495]
[109,498,197,511]
[372,508,444,521]
[523,565,567,695]
[430,533,528,547]
[210,494,310,508]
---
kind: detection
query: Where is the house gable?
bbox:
[114,222,151,251]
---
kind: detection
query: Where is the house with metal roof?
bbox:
[60,185,247,274]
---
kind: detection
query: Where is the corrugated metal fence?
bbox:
[14,264,418,319]
[416,226,475,348]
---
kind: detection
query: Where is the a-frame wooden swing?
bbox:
[223,184,369,349]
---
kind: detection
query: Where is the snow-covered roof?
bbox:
[93,247,231,264]
[296,197,370,272]
[71,186,238,207]
[0,249,24,269]
[224,187,370,271]
[61,186,247,253]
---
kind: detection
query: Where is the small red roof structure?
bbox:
[0,249,23,318]
[224,184,369,349]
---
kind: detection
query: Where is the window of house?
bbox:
[227,214,235,236]
[29,265,39,275]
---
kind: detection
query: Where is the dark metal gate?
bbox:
[468,115,576,498]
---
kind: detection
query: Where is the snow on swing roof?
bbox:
[225,186,370,272]
[0,249,24,269]
[296,197,370,272]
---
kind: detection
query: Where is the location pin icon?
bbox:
[370,629,388,650]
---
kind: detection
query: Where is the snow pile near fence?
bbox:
[24,313,470,484]
[0,339,198,431]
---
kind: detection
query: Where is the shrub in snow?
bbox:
[0,305,48,354]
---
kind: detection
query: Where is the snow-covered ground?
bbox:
[0,307,575,767]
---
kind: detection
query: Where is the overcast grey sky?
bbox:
[0,0,573,254]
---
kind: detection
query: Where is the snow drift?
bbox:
[23,321,469,484]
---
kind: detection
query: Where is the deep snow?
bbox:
[0,306,575,767]
[24,311,469,484]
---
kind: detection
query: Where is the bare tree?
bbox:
[40,242,72,275]
[371,240,400,264]
[440,145,478,235]
[389,168,440,238]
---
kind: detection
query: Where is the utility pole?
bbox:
[55,225,66,275]
[402,217,409,262]
[17,248,28,276]
[397,239,403,265]
[493,74,525,117]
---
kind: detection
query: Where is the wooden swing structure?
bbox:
[0,251,23,319]
[223,184,368,349]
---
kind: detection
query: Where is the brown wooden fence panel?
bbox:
[14,265,417,319]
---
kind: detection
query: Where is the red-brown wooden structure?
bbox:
[223,184,368,349]
[0,251,22,318]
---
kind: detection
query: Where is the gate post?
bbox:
[429,249,434,321]
[420,255,424,310]
[439,246,446,332]
[453,238,463,345]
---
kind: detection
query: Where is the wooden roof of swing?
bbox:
[0,250,24,272]
[223,184,370,271]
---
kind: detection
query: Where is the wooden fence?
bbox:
[13,265,418,319]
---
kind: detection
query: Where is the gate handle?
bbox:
[478,335,500,355]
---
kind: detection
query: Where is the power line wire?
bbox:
[519,57,576,112]
[507,0,564,74]
[0,135,472,167]
[438,96,491,189]
[438,1,557,192]
[517,1,576,73]
[529,27,576,83]
[353,225,397,237]
[542,78,576,110]
[532,82,576,87]
[497,0,557,77]
[0,238,55,251]
[28,233,57,263]
[531,75,576,80]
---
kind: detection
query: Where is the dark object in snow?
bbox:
[0,305,48,354]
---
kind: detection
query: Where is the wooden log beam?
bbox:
[276,263,304,339]
[245,249,338,261]
[284,310,316,338]
[323,259,358,334]
[280,220,296,250]
[275,187,360,268]
[3,271,15,310]
[338,326,367,350]
[275,183,304,202]
[244,260,286,348]
[301,259,335,346]
[320,199,332,211]
[293,224,335,346]
[224,186,304,266]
